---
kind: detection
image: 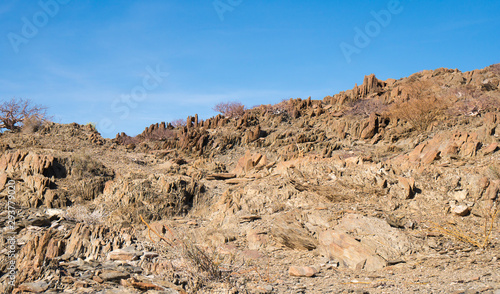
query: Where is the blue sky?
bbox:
[1,0,499,138]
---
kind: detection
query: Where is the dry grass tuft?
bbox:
[21,114,45,134]
[140,215,231,283]
[431,200,498,249]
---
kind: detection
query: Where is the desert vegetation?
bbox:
[212,101,245,118]
[388,80,451,132]
[0,97,48,132]
[171,118,187,127]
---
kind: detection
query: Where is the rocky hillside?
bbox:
[0,64,499,293]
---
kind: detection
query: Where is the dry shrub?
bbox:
[487,165,500,180]
[272,99,295,115]
[253,99,295,117]
[85,122,97,132]
[432,199,498,249]
[62,204,109,225]
[181,239,227,281]
[71,153,111,178]
[213,101,245,119]
[347,98,388,117]
[449,85,500,116]
[140,216,233,290]
[389,81,450,132]
[140,215,280,291]
[171,118,186,128]
[21,114,44,133]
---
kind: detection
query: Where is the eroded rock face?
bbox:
[231,151,269,177]
[0,150,114,208]
[0,151,63,177]
[16,229,61,284]
[0,151,67,207]
[360,113,379,140]
[318,214,414,272]
[102,175,205,221]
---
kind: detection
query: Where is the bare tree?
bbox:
[212,101,245,118]
[0,98,48,131]
[171,118,187,127]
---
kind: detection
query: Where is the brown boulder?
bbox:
[318,230,386,271]
[335,214,412,263]
[360,113,379,139]
[398,177,416,199]
[482,142,498,155]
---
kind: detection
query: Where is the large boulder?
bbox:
[319,214,413,271]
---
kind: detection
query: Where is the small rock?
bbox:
[483,142,498,155]
[45,208,64,217]
[122,278,164,291]
[186,220,197,226]
[453,190,468,201]
[241,249,264,259]
[108,247,141,261]
[206,173,236,180]
[398,177,415,199]
[422,150,440,165]
[25,216,52,227]
[452,204,470,216]
[99,270,130,281]
[478,177,490,191]
[142,251,159,259]
[289,265,317,277]
[251,284,274,293]
[17,281,49,293]
[240,215,262,223]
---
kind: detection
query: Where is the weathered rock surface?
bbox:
[0,64,499,293]
[319,230,387,271]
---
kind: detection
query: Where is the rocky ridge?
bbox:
[0,64,499,293]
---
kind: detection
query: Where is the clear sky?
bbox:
[1,0,499,138]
